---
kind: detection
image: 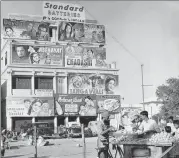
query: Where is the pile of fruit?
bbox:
[149,132,174,144]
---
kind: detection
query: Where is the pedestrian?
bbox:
[97,110,116,158]
[1,131,6,157]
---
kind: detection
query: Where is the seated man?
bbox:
[136,111,160,134]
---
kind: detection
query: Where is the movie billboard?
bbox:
[3,19,50,41]
[57,22,105,44]
[68,74,118,95]
[6,98,54,117]
[43,1,85,23]
[97,95,121,113]
[55,94,97,116]
[11,44,63,66]
[64,45,107,68]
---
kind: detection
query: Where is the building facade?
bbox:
[1,17,120,133]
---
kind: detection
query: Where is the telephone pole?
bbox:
[141,64,145,110]
[141,64,153,110]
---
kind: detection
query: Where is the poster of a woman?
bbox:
[105,76,116,94]
[79,96,96,116]
[27,99,43,116]
[59,22,74,41]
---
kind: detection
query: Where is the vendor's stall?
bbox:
[111,131,179,158]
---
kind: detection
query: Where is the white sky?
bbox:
[1,1,179,104]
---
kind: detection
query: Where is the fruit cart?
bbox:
[111,131,179,158]
[112,139,174,158]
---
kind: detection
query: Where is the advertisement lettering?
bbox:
[43,2,85,23]
[64,45,107,68]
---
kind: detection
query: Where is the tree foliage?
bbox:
[156,77,179,118]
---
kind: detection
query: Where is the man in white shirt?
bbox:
[137,111,160,134]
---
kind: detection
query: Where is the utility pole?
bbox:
[141,64,145,110]
[141,64,153,110]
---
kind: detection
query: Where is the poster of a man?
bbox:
[72,23,85,42]
[21,22,37,39]
[36,23,49,41]
[12,45,30,63]
[89,74,103,88]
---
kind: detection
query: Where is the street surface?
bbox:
[4,137,116,158]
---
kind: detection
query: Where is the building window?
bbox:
[12,76,31,89]
[35,77,53,89]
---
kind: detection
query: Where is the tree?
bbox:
[156,77,179,118]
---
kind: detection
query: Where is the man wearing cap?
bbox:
[97,111,115,158]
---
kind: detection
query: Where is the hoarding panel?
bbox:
[6,98,55,117]
[3,19,50,41]
[97,95,121,113]
[64,45,107,68]
[57,22,106,44]
[55,94,97,116]
[11,44,63,66]
[68,74,118,95]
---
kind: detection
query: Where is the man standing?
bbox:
[137,111,160,134]
[97,111,115,158]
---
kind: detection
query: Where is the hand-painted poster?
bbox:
[43,2,85,23]
[64,45,107,68]
[68,74,118,95]
[55,94,97,116]
[97,95,121,113]
[3,19,50,41]
[11,44,63,65]
[6,98,54,117]
[57,22,105,44]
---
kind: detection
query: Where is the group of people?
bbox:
[58,22,105,43]
[96,110,179,158]
[4,22,49,41]
[1,129,18,157]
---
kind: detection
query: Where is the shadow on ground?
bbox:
[5,155,26,158]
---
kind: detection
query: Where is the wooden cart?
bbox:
[111,140,176,158]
